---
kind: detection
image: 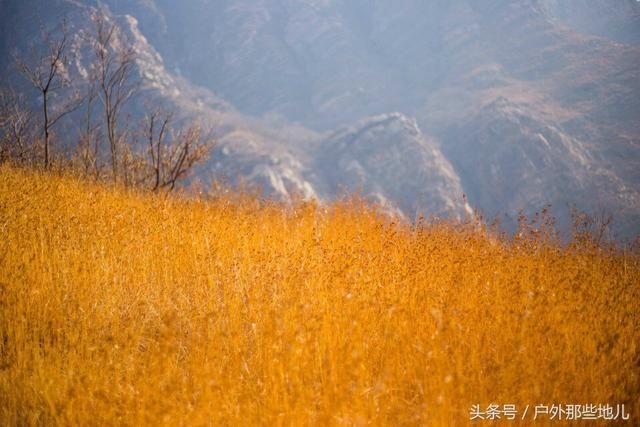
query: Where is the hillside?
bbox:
[1,165,638,425]
[1,0,639,237]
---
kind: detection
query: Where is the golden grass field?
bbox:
[0,164,638,426]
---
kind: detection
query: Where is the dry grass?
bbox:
[0,164,638,426]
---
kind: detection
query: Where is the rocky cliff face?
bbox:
[441,98,640,234]
[1,0,639,237]
[207,112,472,220]
[312,113,470,220]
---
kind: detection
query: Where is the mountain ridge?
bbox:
[1,0,639,237]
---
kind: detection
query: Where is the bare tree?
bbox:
[145,108,172,191]
[87,11,138,182]
[0,87,34,164]
[142,108,215,191]
[75,78,102,178]
[14,19,82,169]
[169,125,214,190]
[571,204,614,246]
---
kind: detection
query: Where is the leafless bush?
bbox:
[570,205,614,247]
[137,108,215,191]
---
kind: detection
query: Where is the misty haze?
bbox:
[2,0,639,237]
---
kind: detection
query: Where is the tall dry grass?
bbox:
[0,164,638,426]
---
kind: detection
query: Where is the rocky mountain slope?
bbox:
[311,113,470,220]
[1,0,639,237]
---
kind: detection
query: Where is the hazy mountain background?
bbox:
[1,0,639,237]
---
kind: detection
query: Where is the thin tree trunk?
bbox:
[43,90,49,169]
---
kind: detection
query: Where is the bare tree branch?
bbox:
[87,10,138,182]
[13,18,80,169]
[0,87,35,164]
[139,107,214,192]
